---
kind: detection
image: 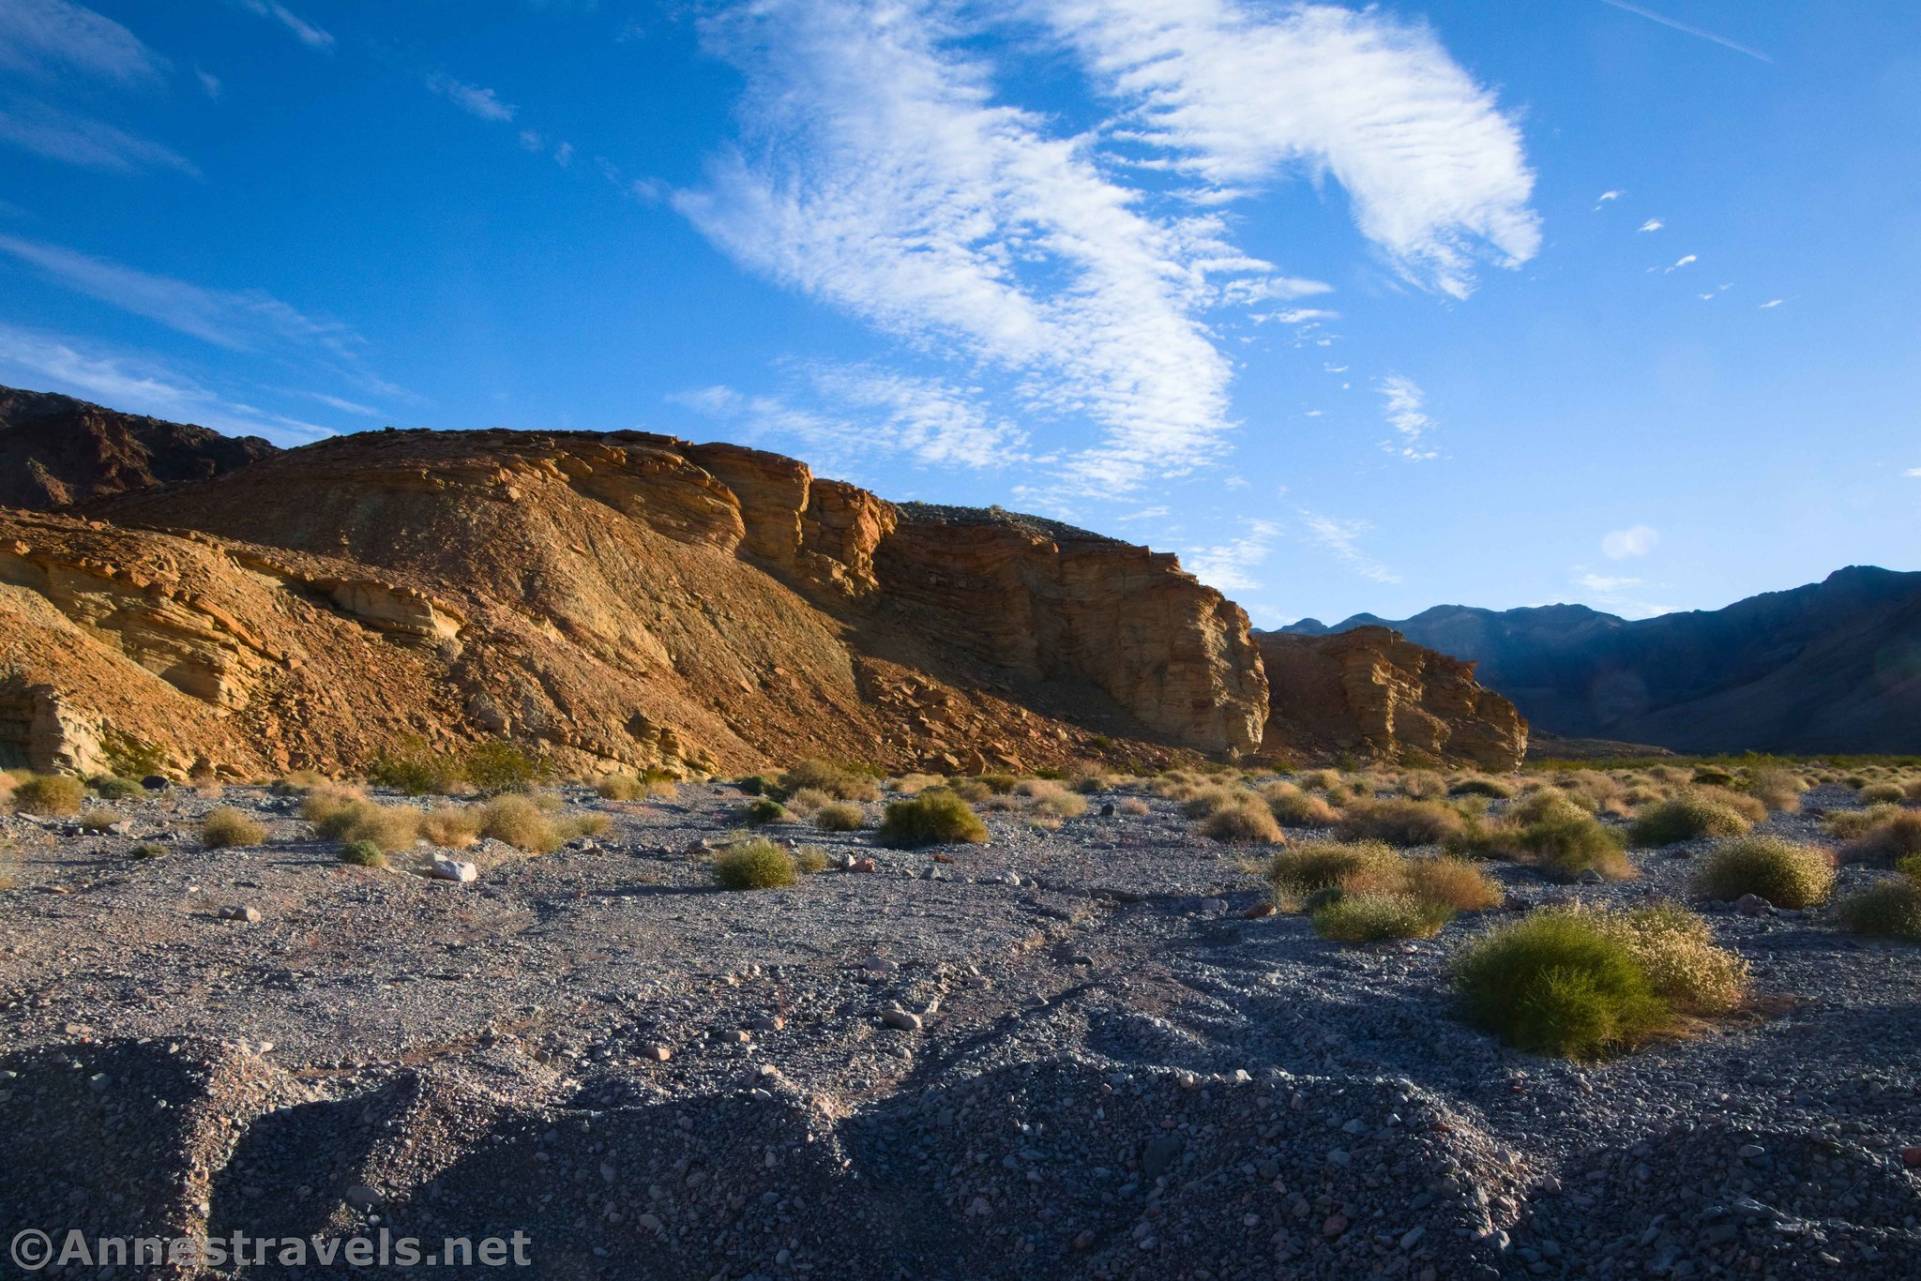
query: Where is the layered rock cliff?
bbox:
[1257,626,1528,771]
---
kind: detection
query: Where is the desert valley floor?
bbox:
[2,772,1917,1279]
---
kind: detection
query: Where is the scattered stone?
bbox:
[217,905,261,923]
[432,857,478,883]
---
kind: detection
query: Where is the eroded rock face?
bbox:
[1257,626,1527,770]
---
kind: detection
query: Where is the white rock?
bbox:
[432,857,478,883]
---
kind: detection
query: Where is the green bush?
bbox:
[1692,837,1834,907]
[741,797,788,826]
[1628,792,1753,847]
[339,839,386,868]
[712,838,798,890]
[878,790,988,847]
[1312,892,1453,942]
[1335,798,1464,847]
[1265,840,1404,902]
[202,807,267,849]
[460,740,549,793]
[12,773,85,816]
[1588,903,1749,1015]
[1899,852,1921,884]
[1835,877,1921,940]
[734,774,787,800]
[1514,809,1634,881]
[1453,912,1672,1058]
[813,801,865,832]
[88,775,146,802]
[367,740,463,795]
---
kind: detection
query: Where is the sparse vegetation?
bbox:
[1454,912,1673,1059]
[712,838,797,890]
[339,839,386,868]
[740,797,788,826]
[1335,798,1464,847]
[202,807,266,849]
[1312,892,1453,942]
[129,843,164,861]
[794,845,832,875]
[1692,836,1835,907]
[87,775,145,802]
[781,759,882,803]
[368,737,550,796]
[1398,770,1447,800]
[1262,781,1339,827]
[1510,805,1634,882]
[76,808,120,833]
[1116,797,1151,816]
[1449,776,1515,799]
[1840,810,1921,864]
[1264,840,1406,903]
[813,801,865,832]
[11,773,85,816]
[1835,877,1921,941]
[1404,855,1504,911]
[1743,767,1806,813]
[1199,798,1283,844]
[1857,781,1907,805]
[420,805,480,847]
[878,790,988,847]
[476,795,563,853]
[1589,903,1750,1016]
[1628,792,1754,847]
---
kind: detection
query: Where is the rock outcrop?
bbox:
[1257,626,1527,770]
[0,386,276,511]
[0,385,1523,775]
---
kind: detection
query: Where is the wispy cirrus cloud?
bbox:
[675,362,1030,473]
[0,232,403,400]
[1037,0,1540,298]
[1181,518,1280,593]
[0,0,167,86]
[1377,374,1437,460]
[1598,0,1771,65]
[230,0,334,50]
[426,72,516,122]
[1601,524,1659,559]
[0,321,335,441]
[1638,217,1663,232]
[1298,508,1400,583]
[677,0,1537,497]
[0,100,196,175]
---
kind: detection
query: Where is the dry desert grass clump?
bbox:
[1312,893,1454,943]
[1691,836,1835,907]
[1263,841,1501,942]
[712,838,797,890]
[303,788,421,854]
[595,772,677,801]
[1835,863,1921,941]
[1261,781,1340,827]
[202,807,266,849]
[1199,796,1283,845]
[1857,781,1907,805]
[1335,798,1464,847]
[1448,775,1516,799]
[10,772,85,817]
[813,801,865,832]
[1839,810,1921,864]
[1742,767,1807,813]
[1457,793,1635,882]
[1628,791,1754,847]
[1116,796,1151,816]
[1397,770,1447,801]
[879,790,988,847]
[780,759,881,804]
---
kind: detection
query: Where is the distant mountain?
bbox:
[1273,569,1921,753]
[0,386,277,511]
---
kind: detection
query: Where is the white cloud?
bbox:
[1297,508,1400,583]
[675,363,1029,471]
[1759,298,1783,309]
[553,141,574,167]
[1376,374,1437,460]
[1665,253,1697,272]
[0,232,401,398]
[1181,518,1280,593]
[1112,505,1169,523]
[426,73,516,122]
[0,0,168,86]
[1904,467,1921,479]
[231,0,333,50]
[0,321,335,441]
[1577,572,1641,592]
[678,0,1537,495]
[0,100,196,174]
[1600,524,1660,559]
[1638,218,1663,232]
[196,67,222,98]
[1596,189,1623,203]
[1039,0,1539,299]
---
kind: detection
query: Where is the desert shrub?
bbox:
[202,807,266,848]
[420,805,480,847]
[1514,809,1634,881]
[977,773,1017,794]
[1629,792,1753,847]
[1069,766,1111,794]
[1900,852,1921,883]
[1858,782,1907,805]
[1453,912,1673,1058]
[879,790,988,847]
[88,775,145,802]
[1743,767,1806,813]
[562,812,612,840]
[460,740,548,793]
[1509,791,1596,826]
[99,730,168,780]
[781,759,881,803]
[476,795,561,853]
[1033,788,1089,820]
[1399,770,1447,801]
[1589,903,1750,1015]
[1692,767,1735,787]
[946,778,992,803]
[1265,840,1404,902]
[1262,782,1339,827]
[1313,892,1454,942]
[1449,776,1515,799]
[339,839,386,868]
[794,845,831,875]
[1826,804,1901,839]
[1298,769,1343,793]
[13,773,85,816]
[889,773,943,795]
[1116,797,1151,816]
[814,801,865,832]
[1336,798,1464,847]
[1697,785,1768,824]
[1835,877,1921,941]
[1842,811,1921,864]
[1906,778,1921,803]
[741,798,788,826]
[734,774,786,799]
[1404,855,1504,911]
[1180,785,1251,819]
[783,786,830,814]
[1692,837,1834,907]
[367,740,463,795]
[341,804,420,853]
[77,808,120,833]
[1200,799,1283,845]
[595,774,644,801]
[129,843,164,860]
[712,838,797,890]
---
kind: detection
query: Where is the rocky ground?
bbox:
[1,780,1916,1279]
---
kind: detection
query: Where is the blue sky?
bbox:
[1,1,1916,626]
